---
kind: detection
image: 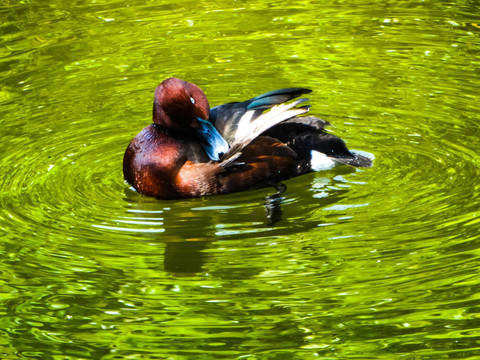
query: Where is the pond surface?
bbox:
[1,0,480,358]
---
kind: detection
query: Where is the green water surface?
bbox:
[1,0,480,358]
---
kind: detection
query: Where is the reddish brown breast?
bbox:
[124,124,227,198]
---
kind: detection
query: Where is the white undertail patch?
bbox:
[310,150,337,171]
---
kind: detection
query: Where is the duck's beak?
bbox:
[196,118,229,161]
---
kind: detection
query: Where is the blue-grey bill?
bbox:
[196,118,229,161]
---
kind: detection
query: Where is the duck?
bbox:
[123,77,372,199]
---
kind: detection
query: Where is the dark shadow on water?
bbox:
[122,166,358,276]
[163,240,208,275]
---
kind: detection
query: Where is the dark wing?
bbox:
[209,87,312,144]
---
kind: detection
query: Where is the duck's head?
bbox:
[152,77,228,161]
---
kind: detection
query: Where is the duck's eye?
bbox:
[190,97,195,105]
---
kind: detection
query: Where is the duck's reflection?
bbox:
[264,184,287,226]
[122,168,356,276]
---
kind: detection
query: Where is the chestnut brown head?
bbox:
[153,77,210,133]
[152,78,227,161]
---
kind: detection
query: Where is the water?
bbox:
[1,0,480,358]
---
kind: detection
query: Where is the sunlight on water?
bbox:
[1,0,480,358]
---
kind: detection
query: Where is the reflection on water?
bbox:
[1,0,480,358]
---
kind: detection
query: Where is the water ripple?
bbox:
[1,1,480,357]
